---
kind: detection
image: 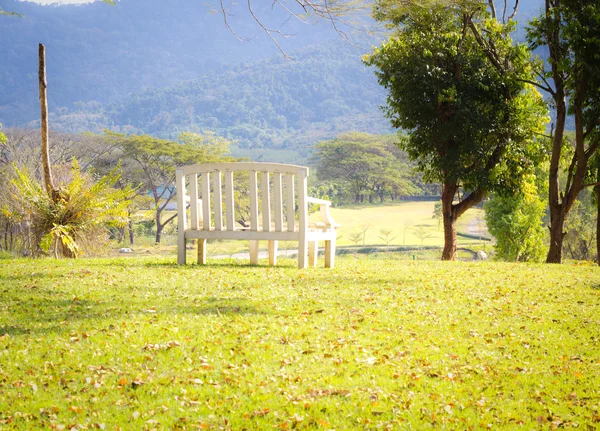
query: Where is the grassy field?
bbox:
[327,201,488,247]
[1,256,599,430]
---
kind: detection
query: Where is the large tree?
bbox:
[527,0,600,263]
[365,0,547,260]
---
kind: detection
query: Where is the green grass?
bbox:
[325,201,489,247]
[1,256,599,429]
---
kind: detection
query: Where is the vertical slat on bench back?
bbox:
[189,173,199,230]
[297,169,308,233]
[201,172,211,231]
[176,168,187,265]
[261,172,271,232]
[273,172,283,232]
[249,171,259,231]
[224,170,235,231]
[285,173,295,232]
[213,171,223,231]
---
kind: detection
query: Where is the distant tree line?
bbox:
[311,132,438,206]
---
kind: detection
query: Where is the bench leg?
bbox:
[197,239,207,264]
[325,238,335,268]
[249,240,259,264]
[177,232,186,265]
[268,240,278,266]
[308,241,318,267]
[298,238,308,269]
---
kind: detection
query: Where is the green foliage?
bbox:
[102,131,233,242]
[1,256,599,429]
[9,159,132,257]
[484,175,546,262]
[313,132,420,204]
[365,3,548,194]
[0,123,5,146]
[563,189,597,261]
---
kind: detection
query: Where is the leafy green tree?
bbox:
[484,175,546,262]
[527,1,600,263]
[365,1,548,260]
[105,131,232,243]
[313,132,417,204]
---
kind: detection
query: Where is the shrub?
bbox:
[9,159,132,258]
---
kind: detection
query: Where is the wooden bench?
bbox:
[176,162,337,268]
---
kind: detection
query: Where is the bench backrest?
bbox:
[176,162,309,235]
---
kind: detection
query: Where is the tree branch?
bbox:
[507,0,519,22]
[582,182,600,189]
[517,78,554,95]
[488,0,497,19]
[467,20,504,73]
[585,137,600,159]
[454,188,486,218]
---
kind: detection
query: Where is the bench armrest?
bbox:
[306,196,332,206]
[307,196,338,228]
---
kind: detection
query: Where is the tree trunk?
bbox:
[596,181,600,266]
[441,182,457,260]
[547,203,566,263]
[155,210,162,244]
[129,218,134,245]
[38,43,54,197]
[441,181,486,261]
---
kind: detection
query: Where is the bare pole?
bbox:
[38,43,54,196]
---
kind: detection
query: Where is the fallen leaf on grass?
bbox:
[251,408,270,417]
[143,341,181,351]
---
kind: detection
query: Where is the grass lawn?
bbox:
[328,202,488,247]
[1,256,599,429]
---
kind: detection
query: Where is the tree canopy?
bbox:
[312,132,421,204]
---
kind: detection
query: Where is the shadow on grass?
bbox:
[2,295,268,337]
[0,272,57,282]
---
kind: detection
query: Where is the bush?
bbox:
[9,159,132,258]
[484,175,546,262]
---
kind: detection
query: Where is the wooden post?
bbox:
[38,43,54,197]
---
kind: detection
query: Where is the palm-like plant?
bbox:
[10,159,132,257]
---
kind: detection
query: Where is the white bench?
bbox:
[176,162,337,268]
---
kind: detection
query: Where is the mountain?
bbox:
[0,0,546,162]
